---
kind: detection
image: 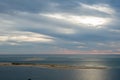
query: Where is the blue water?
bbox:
[0,54,120,80]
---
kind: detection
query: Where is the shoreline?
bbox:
[0,62,108,69]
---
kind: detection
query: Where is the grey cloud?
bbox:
[0,0,120,54]
[0,0,57,13]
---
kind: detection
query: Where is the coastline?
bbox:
[0,62,108,69]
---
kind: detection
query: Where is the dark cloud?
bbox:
[0,0,56,13]
[0,0,118,13]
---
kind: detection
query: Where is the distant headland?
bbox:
[0,62,108,69]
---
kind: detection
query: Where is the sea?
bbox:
[0,54,120,80]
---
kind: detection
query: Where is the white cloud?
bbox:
[97,43,106,46]
[0,18,16,30]
[96,42,120,49]
[0,31,54,44]
[70,15,110,27]
[0,36,8,42]
[109,42,120,48]
[41,13,65,19]
[55,27,76,34]
[41,13,111,28]
[80,3,115,15]
[77,45,86,48]
[109,29,120,33]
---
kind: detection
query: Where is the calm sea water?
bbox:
[0,54,120,80]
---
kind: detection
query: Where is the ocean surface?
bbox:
[0,54,120,80]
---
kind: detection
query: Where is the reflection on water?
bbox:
[0,65,120,80]
[72,60,108,80]
[74,69,107,80]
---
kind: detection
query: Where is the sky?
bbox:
[0,0,120,54]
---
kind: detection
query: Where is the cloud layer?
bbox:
[0,0,120,54]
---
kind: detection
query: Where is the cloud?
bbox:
[41,13,111,28]
[80,3,115,15]
[0,0,119,54]
[54,27,76,34]
[56,49,114,54]
[108,29,120,33]
[0,31,54,45]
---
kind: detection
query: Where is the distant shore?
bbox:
[0,62,108,69]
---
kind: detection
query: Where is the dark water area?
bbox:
[0,54,120,80]
[0,66,120,80]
